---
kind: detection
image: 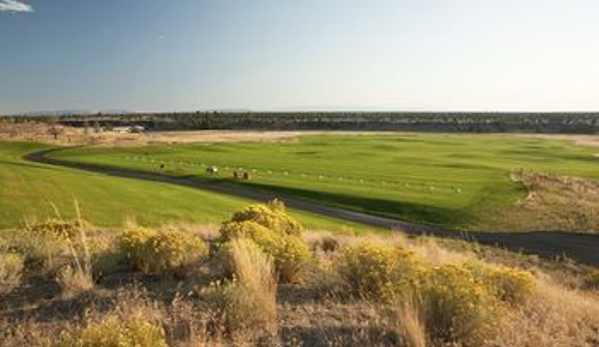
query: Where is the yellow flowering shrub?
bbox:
[220,204,311,283]
[467,263,536,304]
[333,241,425,300]
[220,221,310,283]
[229,201,302,237]
[29,219,88,240]
[0,252,24,294]
[117,228,208,276]
[220,221,274,243]
[142,230,209,275]
[117,227,156,269]
[272,235,312,283]
[54,314,167,347]
[422,264,499,346]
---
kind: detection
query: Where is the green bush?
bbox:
[55,314,167,347]
[117,228,208,276]
[421,264,499,346]
[229,201,302,237]
[333,241,425,300]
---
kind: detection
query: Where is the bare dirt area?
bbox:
[477,171,599,234]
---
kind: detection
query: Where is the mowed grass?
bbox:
[0,141,373,232]
[50,134,599,230]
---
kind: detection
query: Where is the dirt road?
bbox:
[25,148,599,266]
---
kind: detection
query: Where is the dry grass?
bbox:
[477,171,599,233]
[2,203,599,347]
[0,252,24,294]
[203,238,278,339]
[0,119,310,146]
[489,278,599,347]
[394,299,427,347]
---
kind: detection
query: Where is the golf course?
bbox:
[0,141,371,232]
[45,133,599,231]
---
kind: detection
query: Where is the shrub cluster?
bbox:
[229,200,302,237]
[467,262,536,304]
[54,314,167,347]
[117,227,208,276]
[422,264,499,345]
[220,202,310,283]
[29,219,87,241]
[331,241,538,346]
[333,241,424,300]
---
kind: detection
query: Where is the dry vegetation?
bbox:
[0,119,309,146]
[1,201,598,347]
[477,171,599,233]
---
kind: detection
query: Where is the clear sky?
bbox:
[1,0,599,114]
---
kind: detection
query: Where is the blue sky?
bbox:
[1,0,599,114]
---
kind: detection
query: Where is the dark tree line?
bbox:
[6,112,599,134]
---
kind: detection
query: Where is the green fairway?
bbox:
[0,141,373,232]
[49,134,599,229]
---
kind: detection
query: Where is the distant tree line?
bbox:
[4,112,599,134]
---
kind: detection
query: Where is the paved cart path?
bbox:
[25,148,599,266]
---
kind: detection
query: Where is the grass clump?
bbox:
[583,269,599,290]
[203,238,278,337]
[117,228,208,276]
[333,241,425,300]
[11,227,64,271]
[220,202,311,283]
[55,314,168,347]
[0,251,24,294]
[56,264,94,298]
